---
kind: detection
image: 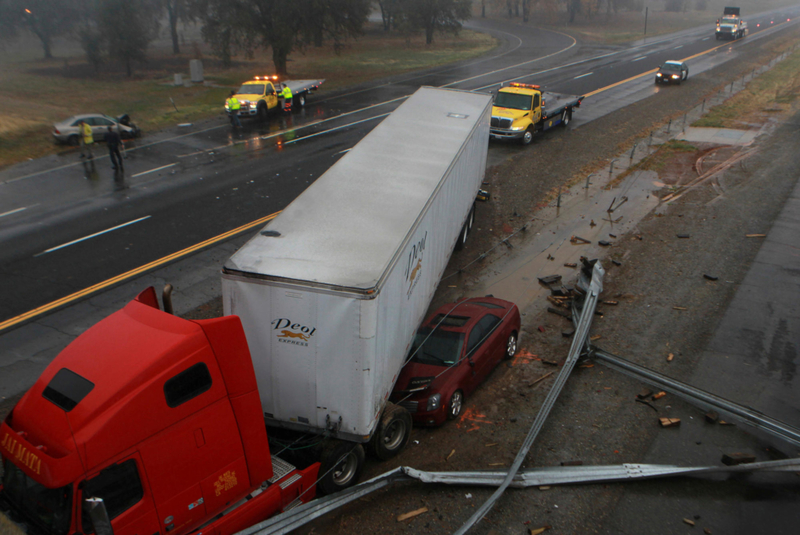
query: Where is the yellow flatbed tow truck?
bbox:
[225,76,324,120]
[490,82,584,145]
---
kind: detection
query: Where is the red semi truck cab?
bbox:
[0,287,317,535]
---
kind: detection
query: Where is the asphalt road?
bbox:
[2,9,799,329]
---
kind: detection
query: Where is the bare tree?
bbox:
[98,0,160,76]
[20,0,80,58]
[397,0,472,45]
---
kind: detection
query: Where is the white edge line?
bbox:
[674,45,684,49]
[631,56,646,62]
[0,206,28,219]
[283,114,391,145]
[36,216,152,256]
[131,163,176,178]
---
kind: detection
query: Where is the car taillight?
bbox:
[54,129,60,134]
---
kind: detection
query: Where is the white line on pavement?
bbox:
[632,56,647,62]
[574,72,594,79]
[131,163,176,178]
[35,216,152,256]
[0,206,29,219]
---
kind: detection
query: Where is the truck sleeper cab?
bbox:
[0,287,317,535]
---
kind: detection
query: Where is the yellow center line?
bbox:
[0,211,281,333]
[584,39,742,99]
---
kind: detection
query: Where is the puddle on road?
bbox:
[468,169,660,313]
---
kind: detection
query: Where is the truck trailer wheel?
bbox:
[369,402,412,460]
[454,220,469,251]
[296,94,306,108]
[521,127,534,146]
[319,441,365,495]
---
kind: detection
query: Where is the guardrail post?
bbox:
[609,158,618,177]
[701,98,705,113]
[667,119,672,133]
[585,173,594,189]
[557,185,562,208]
[629,143,638,164]
[682,113,687,132]
[648,131,654,147]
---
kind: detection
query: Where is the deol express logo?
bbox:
[272,318,316,347]
[1,432,42,475]
[404,231,427,299]
[213,470,237,496]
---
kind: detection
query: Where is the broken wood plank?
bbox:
[397,507,428,522]
[705,410,719,423]
[570,235,591,244]
[529,526,552,535]
[746,234,766,238]
[652,391,667,400]
[547,307,572,319]
[659,417,681,428]
[446,449,455,461]
[527,372,554,387]
[538,274,563,286]
[721,452,756,466]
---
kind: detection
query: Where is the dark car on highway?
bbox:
[391,296,521,426]
[655,61,689,84]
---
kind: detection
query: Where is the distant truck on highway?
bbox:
[716,7,747,39]
[225,76,324,119]
[489,82,584,145]
[0,87,491,535]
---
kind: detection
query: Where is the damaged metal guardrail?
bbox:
[453,258,606,535]
[588,347,800,448]
[239,458,800,535]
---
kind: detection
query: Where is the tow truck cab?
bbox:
[0,287,317,535]
[226,76,281,118]
[490,83,583,145]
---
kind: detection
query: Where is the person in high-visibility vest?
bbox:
[227,91,242,128]
[281,84,293,111]
[79,119,94,159]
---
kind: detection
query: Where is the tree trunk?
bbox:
[36,30,53,59]
[126,58,132,77]
[522,0,528,22]
[481,0,485,18]
[426,25,434,44]
[168,2,180,54]
[273,46,288,76]
[314,27,323,47]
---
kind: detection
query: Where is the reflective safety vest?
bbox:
[227,96,241,110]
[81,122,93,144]
[281,85,292,99]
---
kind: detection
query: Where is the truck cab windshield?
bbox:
[409,328,465,366]
[494,92,533,111]
[1,459,72,535]
[237,84,266,96]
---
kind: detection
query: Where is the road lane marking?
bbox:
[35,216,152,256]
[1,211,282,332]
[574,72,594,79]
[632,56,647,62]
[702,37,711,40]
[674,45,684,49]
[131,163,176,178]
[282,114,391,145]
[0,206,29,219]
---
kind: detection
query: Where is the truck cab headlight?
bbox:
[510,125,525,131]
[250,103,257,109]
[656,73,662,77]
[427,393,441,411]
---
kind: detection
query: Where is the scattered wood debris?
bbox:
[598,240,611,246]
[705,410,719,423]
[703,274,719,281]
[704,528,712,534]
[528,372,554,387]
[652,391,667,400]
[637,388,654,400]
[485,443,498,447]
[538,274,562,286]
[446,449,455,461]
[612,259,622,266]
[564,262,577,268]
[561,460,583,466]
[667,353,675,362]
[538,486,551,491]
[683,518,696,527]
[746,234,766,238]
[677,234,691,239]
[541,359,559,367]
[562,328,575,338]
[590,335,602,341]
[673,306,687,311]
[538,326,546,333]
[602,300,619,306]
[397,507,428,522]
[547,307,572,319]
[659,417,681,428]
[529,526,553,535]
[570,235,591,244]
[722,452,756,466]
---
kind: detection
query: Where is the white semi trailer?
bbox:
[221,86,492,493]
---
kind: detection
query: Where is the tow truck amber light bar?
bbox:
[253,75,279,81]
[509,83,540,89]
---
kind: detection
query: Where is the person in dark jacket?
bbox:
[106,126,123,170]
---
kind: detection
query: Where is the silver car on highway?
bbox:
[52,113,140,145]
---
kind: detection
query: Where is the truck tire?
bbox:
[504,331,518,360]
[467,203,475,231]
[319,441,365,495]
[521,127,534,146]
[369,403,412,460]
[447,390,464,420]
[454,220,469,251]
[561,109,571,127]
[296,94,306,108]
[67,134,79,146]
[257,102,268,121]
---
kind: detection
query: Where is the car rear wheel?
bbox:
[521,127,534,145]
[319,440,365,495]
[447,390,463,420]
[67,134,79,146]
[505,331,518,360]
[369,402,412,460]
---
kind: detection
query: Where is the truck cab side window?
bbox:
[81,460,143,533]
[164,362,212,408]
[533,94,540,108]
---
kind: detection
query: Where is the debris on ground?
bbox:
[541,359,559,366]
[562,328,575,338]
[561,460,583,466]
[637,389,654,400]
[652,391,667,400]
[547,307,572,319]
[705,410,719,423]
[721,452,756,466]
[538,326,546,332]
[529,526,553,535]
[397,507,428,522]
[564,262,578,268]
[446,449,455,461]
[538,274,563,286]
[745,234,766,238]
[683,518,696,526]
[570,235,591,244]
[667,353,675,362]
[612,259,622,266]
[673,306,687,311]
[602,300,619,306]
[599,240,612,247]
[659,417,681,428]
